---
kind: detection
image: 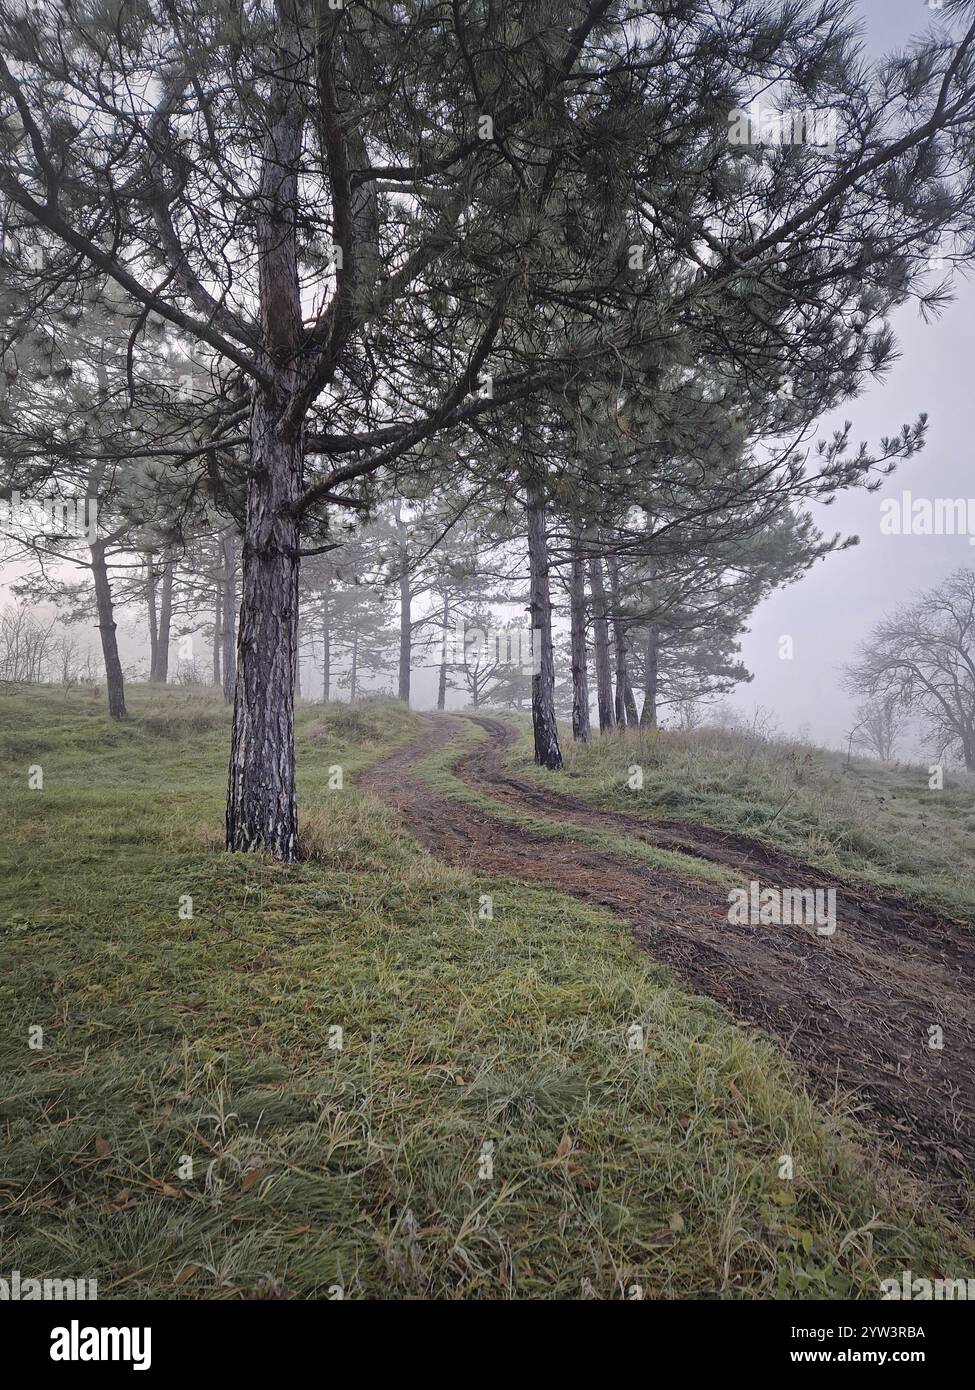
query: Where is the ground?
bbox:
[1,685,973,1299]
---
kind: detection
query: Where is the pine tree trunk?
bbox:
[640,625,659,729]
[606,552,639,728]
[146,556,159,682]
[588,556,615,733]
[398,571,411,706]
[226,7,303,863]
[91,540,126,720]
[220,530,236,706]
[624,676,639,726]
[437,592,449,711]
[321,573,331,704]
[350,628,359,703]
[212,587,222,686]
[527,479,562,769]
[155,550,174,683]
[569,541,591,742]
[226,388,302,859]
[396,502,411,705]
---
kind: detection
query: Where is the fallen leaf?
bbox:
[94,1137,111,1160]
[240,1167,267,1192]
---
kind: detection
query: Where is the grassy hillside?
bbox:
[509,720,975,925]
[1,686,972,1298]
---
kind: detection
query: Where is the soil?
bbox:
[359,713,975,1219]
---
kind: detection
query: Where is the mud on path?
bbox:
[359,714,975,1218]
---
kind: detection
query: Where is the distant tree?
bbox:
[845,569,975,771]
[848,695,907,763]
[0,599,56,682]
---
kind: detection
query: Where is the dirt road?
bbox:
[359,713,975,1217]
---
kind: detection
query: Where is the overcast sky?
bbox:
[727,0,975,748]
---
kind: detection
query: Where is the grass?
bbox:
[1,684,973,1299]
[504,717,975,926]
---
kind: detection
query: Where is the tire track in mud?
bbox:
[359,713,975,1218]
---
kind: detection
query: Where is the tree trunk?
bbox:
[146,555,159,681]
[154,549,174,683]
[321,572,331,704]
[212,587,222,687]
[437,591,449,711]
[606,552,638,727]
[226,389,302,859]
[526,479,562,770]
[569,540,591,742]
[640,625,659,729]
[226,8,304,863]
[91,540,127,720]
[396,501,411,706]
[588,556,615,733]
[220,529,236,706]
[398,572,411,705]
[349,628,359,703]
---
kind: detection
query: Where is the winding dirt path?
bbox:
[359,713,975,1217]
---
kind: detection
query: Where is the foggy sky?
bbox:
[726,0,975,748]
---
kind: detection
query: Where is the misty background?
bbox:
[1,0,970,754]
[725,0,975,748]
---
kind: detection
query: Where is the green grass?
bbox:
[1,685,972,1299]
[504,718,975,925]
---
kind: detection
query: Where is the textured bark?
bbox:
[588,556,615,732]
[640,625,659,729]
[212,587,222,686]
[569,541,591,742]
[220,530,236,705]
[152,549,174,683]
[527,480,562,770]
[226,11,304,862]
[396,501,411,706]
[398,571,411,705]
[320,571,331,704]
[605,552,634,726]
[91,539,126,720]
[227,389,302,859]
[349,627,359,703]
[146,555,159,680]
[623,673,639,726]
[437,592,449,711]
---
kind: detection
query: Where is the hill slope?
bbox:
[1,686,972,1299]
